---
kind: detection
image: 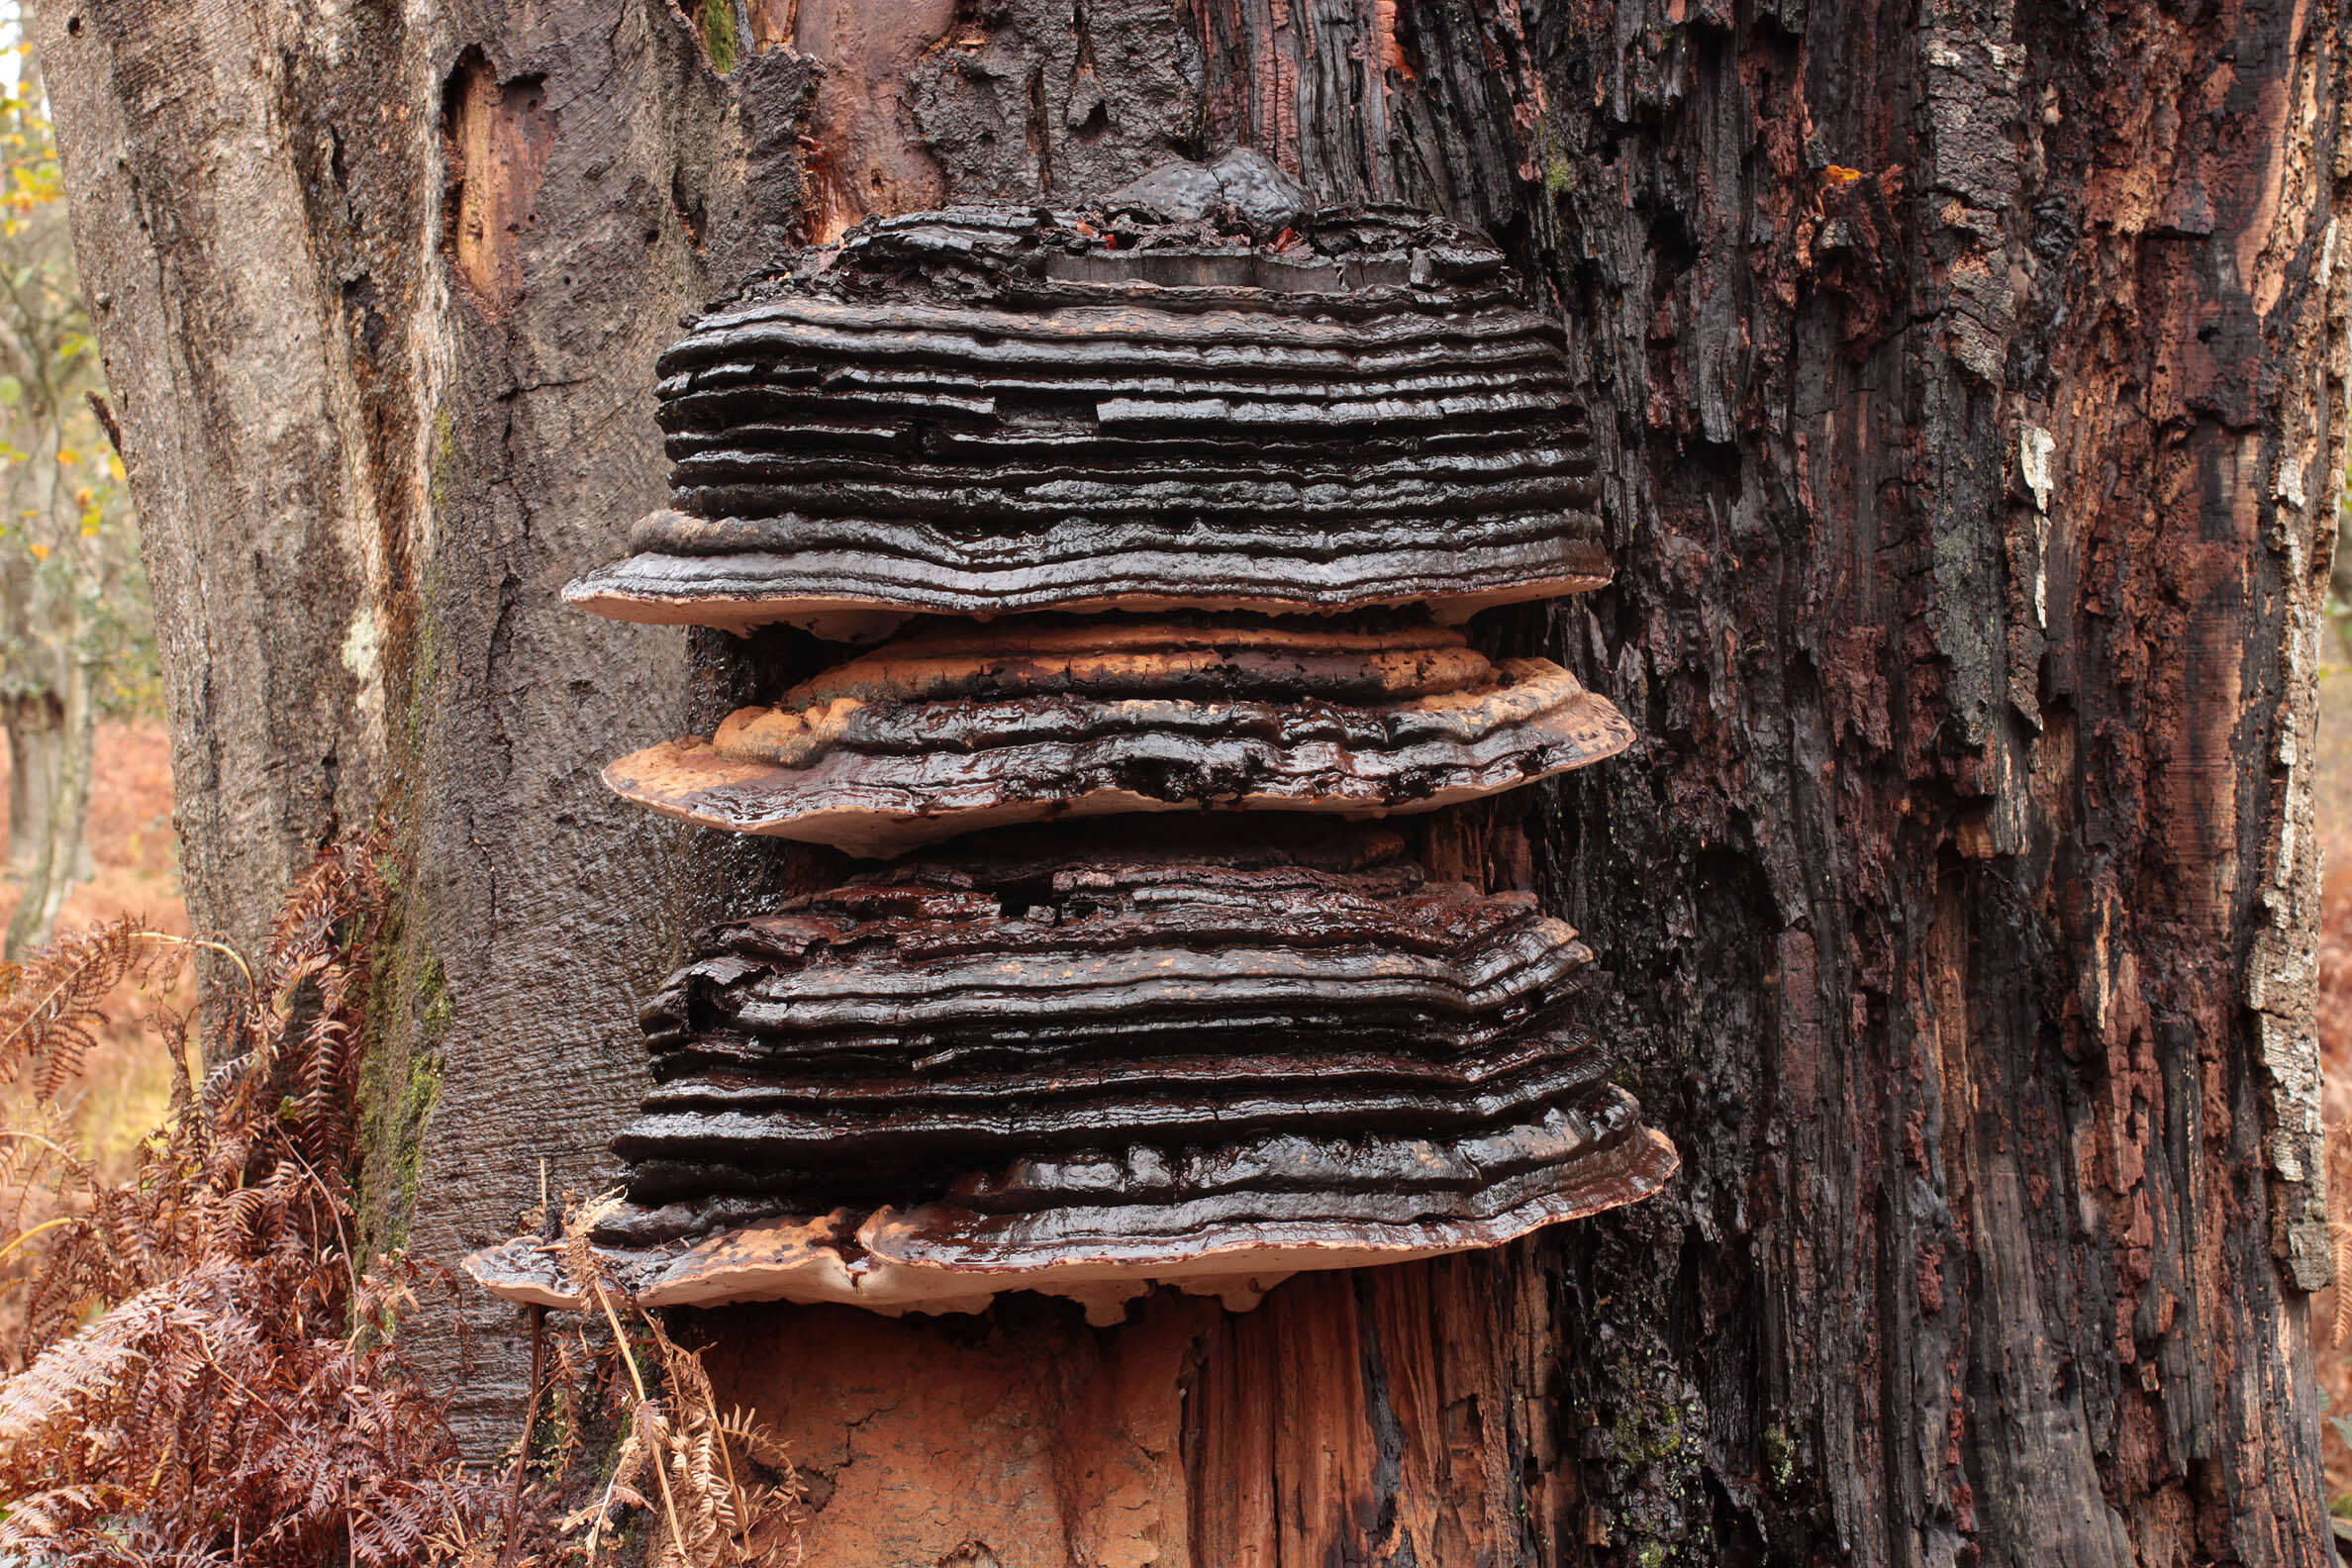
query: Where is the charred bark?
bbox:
[34,0,2348,1563]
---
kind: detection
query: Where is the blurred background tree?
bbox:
[0,11,153,960]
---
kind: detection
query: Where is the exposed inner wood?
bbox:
[603,612,1634,854]
[463,823,1673,1318]
[566,202,1607,633]
[439,52,555,316]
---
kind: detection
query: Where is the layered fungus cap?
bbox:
[465,824,1676,1322]
[568,164,1605,639]
[606,612,1635,855]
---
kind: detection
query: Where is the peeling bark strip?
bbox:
[36,0,2347,1563]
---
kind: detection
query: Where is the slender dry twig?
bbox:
[553,1192,803,1567]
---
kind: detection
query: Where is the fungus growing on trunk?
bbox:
[471,175,1677,1323]
[465,825,1676,1323]
[564,200,1605,639]
[602,613,1632,855]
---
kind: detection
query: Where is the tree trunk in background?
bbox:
[5,694,58,879]
[34,0,2349,1561]
[3,624,97,957]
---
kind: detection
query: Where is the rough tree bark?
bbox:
[33,0,2349,1561]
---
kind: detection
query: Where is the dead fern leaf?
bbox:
[0,915,148,1103]
[0,833,803,1567]
[554,1193,805,1567]
[0,837,521,1565]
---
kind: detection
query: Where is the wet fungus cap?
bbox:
[464,823,1678,1321]
[565,163,1606,638]
[462,171,1681,1324]
[602,611,1635,856]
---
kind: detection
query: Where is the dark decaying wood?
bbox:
[568,195,1611,636]
[37,0,2348,1560]
[605,614,1632,854]
[463,823,1675,1319]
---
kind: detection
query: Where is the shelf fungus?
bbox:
[464,827,1678,1323]
[602,613,1634,856]
[472,168,1677,1325]
[564,190,1606,640]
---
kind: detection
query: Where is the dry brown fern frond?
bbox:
[0,833,802,1567]
[2328,1111,2352,1345]
[0,835,525,1566]
[0,914,158,1103]
[553,1193,805,1568]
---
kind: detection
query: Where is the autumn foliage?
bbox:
[0,837,803,1565]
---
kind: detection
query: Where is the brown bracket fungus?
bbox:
[564,188,1606,639]
[465,826,1677,1323]
[471,171,1678,1325]
[601,613,1634,855]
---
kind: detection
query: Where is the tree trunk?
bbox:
[4,691,59,882]
[35,0,2347,1562]
[0,416,104,957]
[3,617,97,957]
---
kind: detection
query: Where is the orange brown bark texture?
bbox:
[30,0,2350,1561]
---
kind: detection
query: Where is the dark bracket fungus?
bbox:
[465,826,1677,1323]
[601,613,1634,856]
[467,1107,1674,1324]
[564,193,1606,638]
[471,169,1676,1324]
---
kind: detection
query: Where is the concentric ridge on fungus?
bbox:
[602,613,1635,855]
[565,192,1607,638]
[466,167,1679,1323]
[463,826,1678,1323]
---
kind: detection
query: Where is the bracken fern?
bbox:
[0,835,806,1566]
[0,835,805,1566]
[0,839,521,1565]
